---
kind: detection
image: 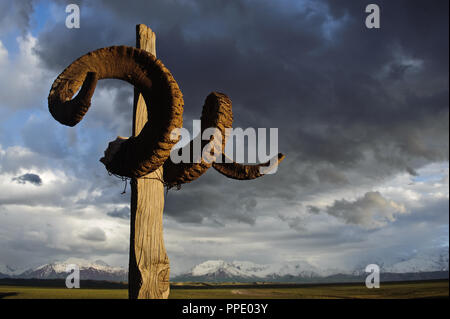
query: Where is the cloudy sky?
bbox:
[0,0,448,275]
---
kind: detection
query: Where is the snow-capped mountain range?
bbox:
[0,264,26,277]
[384,248,449,273]
[188,259,332,279]
[0,258,127,282]
[0,247,448,282]
[174,247,448,282]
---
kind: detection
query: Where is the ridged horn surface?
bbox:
[48,46,184,178]
[163,92,233,187]
[212,153,286,180]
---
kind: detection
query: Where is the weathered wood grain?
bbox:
[129,24,170,299]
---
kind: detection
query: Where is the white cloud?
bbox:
[0,34,52,112]
[0,203,129,267]
[325,191,407,229]
[0,144,48,174]
[378,162,449,207]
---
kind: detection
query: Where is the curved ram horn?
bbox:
[163,92,233,187]
[163,92,285,187]
[48,46,184,178]
[212,153,286,180]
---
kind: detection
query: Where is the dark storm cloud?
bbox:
[31,0,448,225]
[36,0,448,151]
[12,173,42,186]
[398,197,449,226]
[307,205,320,214]
[0,0,34,35]
[316,167,349,185]
[164,181,258,225]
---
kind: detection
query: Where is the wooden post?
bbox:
[128,24,170,299]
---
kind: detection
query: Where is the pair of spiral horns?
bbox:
[48,46,284,187]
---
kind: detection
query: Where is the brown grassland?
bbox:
[0,280,448,299]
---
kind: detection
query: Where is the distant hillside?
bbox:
[173,269,448,284]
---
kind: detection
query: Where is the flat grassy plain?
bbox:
[0,280,448,299]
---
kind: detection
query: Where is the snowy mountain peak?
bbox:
[0,264,25,276]
[191,260,267,277]
[31,258,121,273]
[93,259,110,267]
[189,259,325,279]
[385,246,449,273]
